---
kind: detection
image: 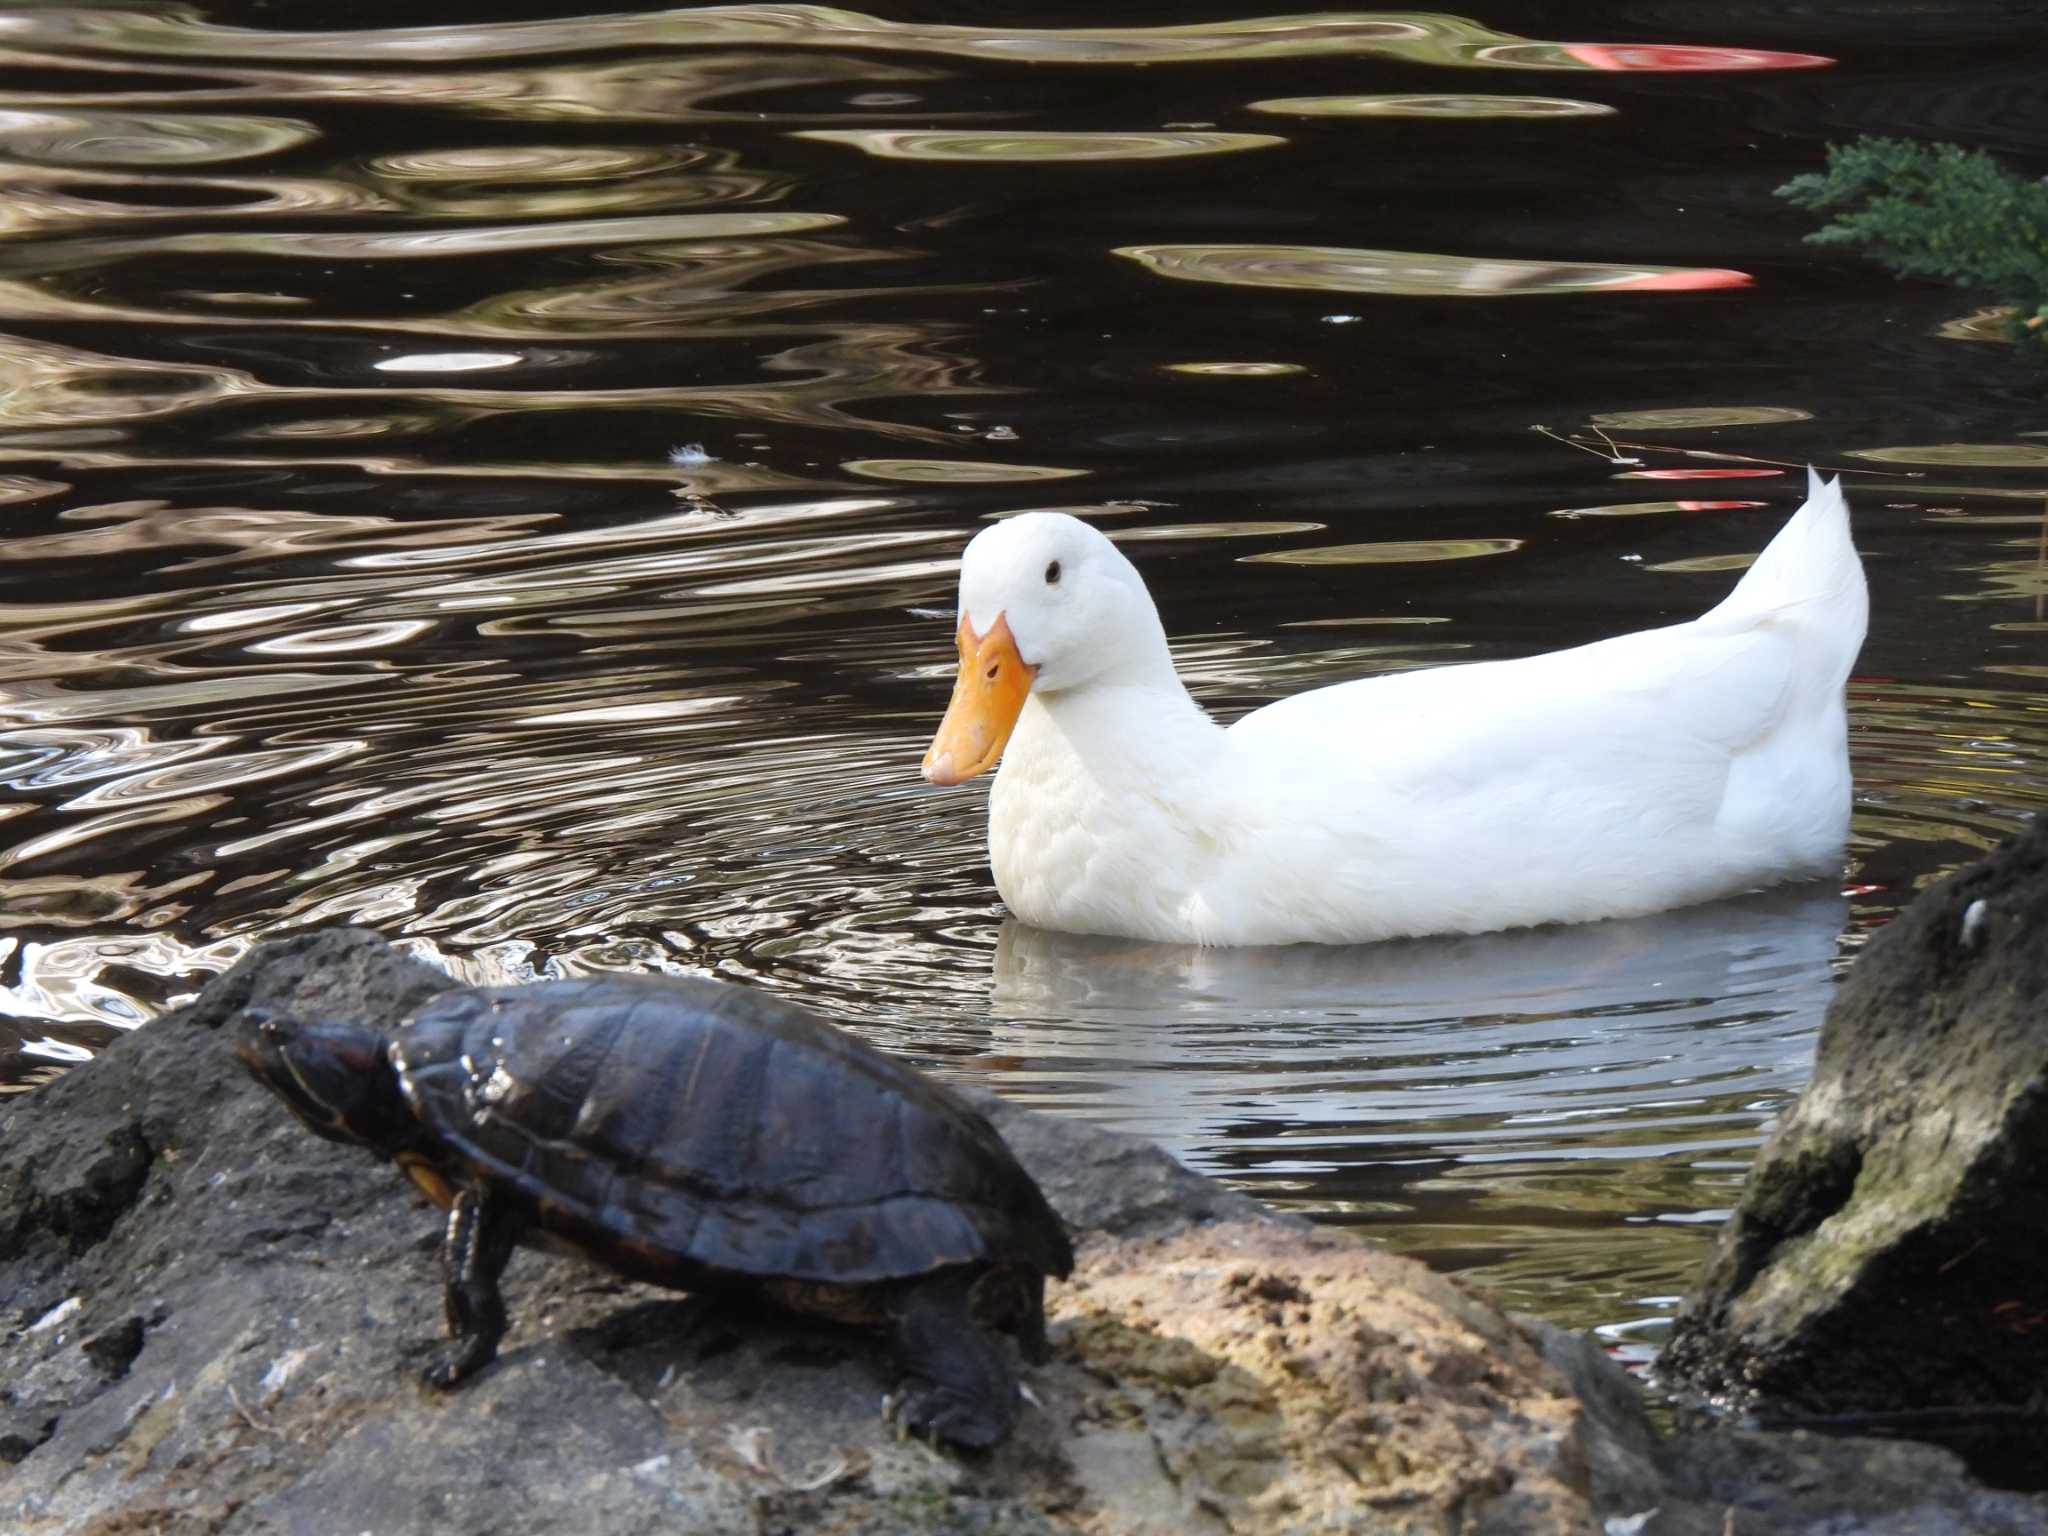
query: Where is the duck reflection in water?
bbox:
[982,884,1850,1168]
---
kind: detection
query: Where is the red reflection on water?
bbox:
[1606,269,1752,291]
[1619,468,1784,479]
[1564,44,1834,72]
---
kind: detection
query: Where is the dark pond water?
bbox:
[4,1,2047,1375]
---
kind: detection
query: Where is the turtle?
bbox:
[234,972,1073,1449]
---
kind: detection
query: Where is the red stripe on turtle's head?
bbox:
[236,1009,415,1156]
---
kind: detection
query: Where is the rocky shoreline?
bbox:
[1664,815,2048,1487]
[5,919,2045,1534]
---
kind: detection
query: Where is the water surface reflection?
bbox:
[985,887,1847,1328]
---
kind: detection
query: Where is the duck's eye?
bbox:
[1044,560,1061,585]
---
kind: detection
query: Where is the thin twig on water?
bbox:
[2034,496,2045,623]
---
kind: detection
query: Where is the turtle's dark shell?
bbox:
[388,975,1072,1289]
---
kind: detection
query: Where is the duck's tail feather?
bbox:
[1710,469,1868,671]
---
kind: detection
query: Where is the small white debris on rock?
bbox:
[1960,898,1990,950]
[722,1426,861,1490]
[260,1348,311,1400]
[1604,1511,1659,1536]
[28,1297,81,1334]
[630,1453,671,1481]
[727,1425,776,1475]
[784,1450,858,1492]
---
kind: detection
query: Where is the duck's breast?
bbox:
[986,692,1218,940]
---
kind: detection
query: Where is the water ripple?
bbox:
[1242,537,1524,565]
[88,209,849,260]
[0,106,315,164]
[794,129,1284,161]
[844,458,1084,483]
[1119,243,1752,297]
[1249,94,1615,119]
[0,9,1828,74]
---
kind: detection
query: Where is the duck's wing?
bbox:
[1204,618,1823,941]
[1230,614,1799,805]
[1231,472,1862,810]
[1196,481,1864,938]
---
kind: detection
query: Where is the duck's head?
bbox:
[923,512,1168,785]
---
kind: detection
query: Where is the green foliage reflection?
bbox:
[1778,137,2048,348]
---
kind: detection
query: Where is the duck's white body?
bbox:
[927,472,1866,946]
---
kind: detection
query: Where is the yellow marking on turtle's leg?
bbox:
[398,1154,456,1209]
[765,1278,879,1325]
[423,1188,518,1391]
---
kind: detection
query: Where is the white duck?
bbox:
[922,471,1866,946]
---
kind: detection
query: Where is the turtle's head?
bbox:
[236,1009,414,1156]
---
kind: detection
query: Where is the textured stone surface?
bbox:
[4,928,2043,1535]
[1050,1227,1591,1535]
[1663,818,2048,1431]
[1647,1429,2048,1536]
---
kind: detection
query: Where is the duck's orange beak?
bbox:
[922,612,1035,785]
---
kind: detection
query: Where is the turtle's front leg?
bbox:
[424,1184,521,1389]
[883,1266,1020,1450]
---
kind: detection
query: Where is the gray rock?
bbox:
[1662,817,2048,1436]
[242,1339,754,1536]
[972,1088,1288,1239]
[1644,1428,2048,1536]
[4,927,2042,1535]
[1524,1318,1666,1516]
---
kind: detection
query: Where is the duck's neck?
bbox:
[1019,598,1217,766]
[1027,673,1221,773]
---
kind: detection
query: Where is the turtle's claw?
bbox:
[420,1338,493,1392]
[888,1379,1010,1451]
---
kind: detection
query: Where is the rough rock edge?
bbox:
[1663,817,2048,1425]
